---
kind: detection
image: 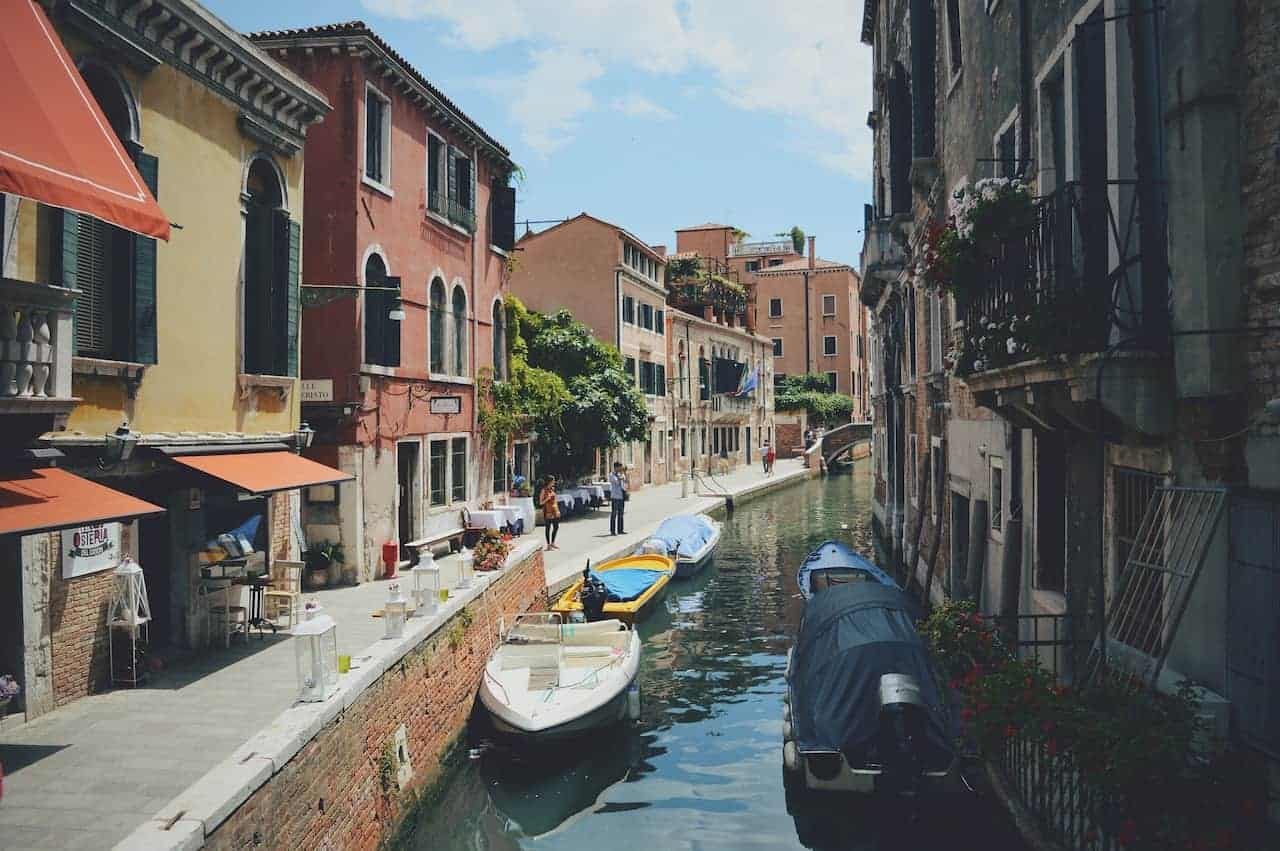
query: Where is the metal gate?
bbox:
[1228,494,1280,758]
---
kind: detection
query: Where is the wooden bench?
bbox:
[406,526,465,563]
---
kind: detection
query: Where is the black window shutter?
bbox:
[132,153,159,364]
[493,185,516,250]
[60,209,80,349]
[447,146,458,205]
[385,275,401,367]
[271,209,293,375]
[468,157,477,219]
[286,220,301,376]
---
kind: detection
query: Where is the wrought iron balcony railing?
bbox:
[962,180,1169,370]
[428,189,447,217]
[428,190,476,232]
[729,239,793,257]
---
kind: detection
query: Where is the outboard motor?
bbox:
[580,565,609,622]
[876,673,927,797]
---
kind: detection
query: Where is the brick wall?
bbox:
[47,536,115,707]
[204,549,547,851]
[270,491,291,560]
[776,423,802,457]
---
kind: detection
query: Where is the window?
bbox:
[362,253,400,367]
[451,437,467,502]
[427,134,445,214]
[858,335,865,359]
[429,440,447,506]
[243,156,296,376]
[655,308,665,335]
[825,371,838,392]
[639,360,654,395]
[768,297,783,318]
[768,258,784,268]
[429,278,446,373]
[908,433,919,506]
[990,456,1004,534]
[622,295,635,325]
[774,373,787,390]
[700,428,706,456]
[928,292,943,373]
[492,300,506,377]
[656,363,666,396]
[680,428,688,458]
[945,0,963,77]
[907,286,918,379]
[639,302,654,331]
[698,355,710,401]
[746,260,760,272]
[451,285,467,375]
[823,335,837,356]
[493,438,508,495]
[996,122,1017,178]
[453,155,473,218]
[931,437,944,522]
[364,85,390,187]
[772,338,783,357]
[822,294,836,316]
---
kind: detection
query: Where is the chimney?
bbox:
[808,236,816,270]
[653,244,667,258]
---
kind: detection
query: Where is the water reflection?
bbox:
[396,465,1023,851]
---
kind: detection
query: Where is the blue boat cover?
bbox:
[796,539,896,599]
[590,568,665,603]
[650,514,716,559]
[788,582,951,766]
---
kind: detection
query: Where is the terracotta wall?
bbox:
[510,217,620,346]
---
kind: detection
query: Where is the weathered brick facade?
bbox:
[48,555,114,707]
[203,549,547,850]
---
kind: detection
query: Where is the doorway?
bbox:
[398,442,421,560]
[0,538,25,715]
[643,440,653,484]
[950,493,970,599]
[745,427,752,464]
[139,513,172,647]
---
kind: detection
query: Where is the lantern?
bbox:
[458,547,475,590]
[110,558,151,628]
[384,583,407,639]
[411,554,440,616]
[293,613,338,702]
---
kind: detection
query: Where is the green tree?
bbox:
[774,373,855,426]
[776,225,805,255]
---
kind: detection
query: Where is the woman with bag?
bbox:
[538,476,561,551]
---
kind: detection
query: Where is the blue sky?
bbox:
[211,1,873,265]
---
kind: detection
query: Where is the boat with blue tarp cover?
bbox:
[784,555,954,799]
[551,553,675,625]
[637,513,722,578]
[796,538,897,600]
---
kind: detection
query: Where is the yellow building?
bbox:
[0,0,342,718]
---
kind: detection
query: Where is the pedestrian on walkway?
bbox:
[539,476,561,550]
[608,462,629,535]
[765,442,776,476]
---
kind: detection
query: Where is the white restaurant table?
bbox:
[467,509,505,530]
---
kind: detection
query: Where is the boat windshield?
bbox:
[504,613,563,645]
[809,569,876,594]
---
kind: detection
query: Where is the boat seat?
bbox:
[499,643,561,671]
[562,644,620,662]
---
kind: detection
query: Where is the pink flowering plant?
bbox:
[0,674,20,701]
[472,529,513,572]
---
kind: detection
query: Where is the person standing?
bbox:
[761,440,771,474]
[608,462,629,535]
[539,476,561,551]
[766,442,777,476]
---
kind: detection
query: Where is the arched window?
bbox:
[244,156,293,375]
[429,278,446,373]
[68,63,159,364]
[362,252,399,367]
[452,285,467,375]
[491,299,505,378]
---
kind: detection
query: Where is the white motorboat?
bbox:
[479,614,641,740]
[640,513,723,578]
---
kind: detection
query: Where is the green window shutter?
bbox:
[286,220,301,377]
[132,152,159,364]
[447,146,458,206]
[469,155,477,224]
[61,209,79,351]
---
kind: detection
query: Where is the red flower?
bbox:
[960,707,975,723]
[1118,818,1138,846]
[1003,725,1017,739]
[1046,739,1058,756]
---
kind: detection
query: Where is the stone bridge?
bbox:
[804,420,874,467]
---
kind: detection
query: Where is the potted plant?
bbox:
[473,529,513,572]
[509,476,534,534]
[304,541,344,590]
[0,674,20,716]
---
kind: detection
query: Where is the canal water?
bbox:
[397,464,1027,850]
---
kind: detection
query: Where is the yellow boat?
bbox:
[552,553,675,625]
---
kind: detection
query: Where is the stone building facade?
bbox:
[862,0,1280,781]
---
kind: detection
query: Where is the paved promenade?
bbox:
[0,459,808,850]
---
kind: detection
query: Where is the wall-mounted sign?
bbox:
[62,522,121,579]
[429,395,462,415]
[300,379,334,403]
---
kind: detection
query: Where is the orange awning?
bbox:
[171,451,353,496]
[0,467,164,536]
[0,1,170,240]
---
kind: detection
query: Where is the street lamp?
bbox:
[295,421,315,452]
[100,421,138,469]
[388,296,406,322]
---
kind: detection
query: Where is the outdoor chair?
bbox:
[199,580,246,648]
[263,560,304,629]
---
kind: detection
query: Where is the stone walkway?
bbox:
[0,459,808,850]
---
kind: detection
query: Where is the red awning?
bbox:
[171,451,353,496]
[0,1,170,240]
[0,467,165,536]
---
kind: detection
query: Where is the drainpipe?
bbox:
[471,145,480,498]
[1018,0,1032,176]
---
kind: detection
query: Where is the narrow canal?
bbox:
[397,463,1027,850]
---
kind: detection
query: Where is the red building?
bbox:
[250,23,518,581]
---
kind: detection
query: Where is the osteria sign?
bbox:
[62,522,121,579]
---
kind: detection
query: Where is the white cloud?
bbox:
[362,0,872,177]
[611,95,675,121]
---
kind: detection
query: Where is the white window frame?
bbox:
[769,297,783,318]
[945,0,964,91]
[823,335,838,357]
[989,455,1005,540]
[908,433,919,507]
[931,436,944,522]
[772,338,783,357]
[362,83,393,195]
[822,293,837,316]
[426,129,447,218]
[928,291,943,374]
[993,109,1021,179]
[428,433,471,512]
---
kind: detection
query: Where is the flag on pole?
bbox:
[733,367,759,398]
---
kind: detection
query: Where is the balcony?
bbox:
[667,256,753,327]
[859,216,907,307]
[959,180,1173,436]
[1,278,78,442]
[729,239,793,258]
[428,190,476,233]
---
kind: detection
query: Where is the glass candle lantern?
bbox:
[384,583,407,639]
[110,558,152,629]
[458,547,475,589]
[293,613,338,702]
[411,555,439,616]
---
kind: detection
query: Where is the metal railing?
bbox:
[0,278,75,399]
[999,733,1120,851]
[987,612,1087,684]
[729,239,793,257]
[962,180,1169,362]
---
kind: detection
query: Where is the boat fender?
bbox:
[783,740,800,773]
[626,683,642,720]
[783,701,791,723]
[782,719,793,741]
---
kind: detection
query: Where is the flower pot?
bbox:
[304,567,329,590]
